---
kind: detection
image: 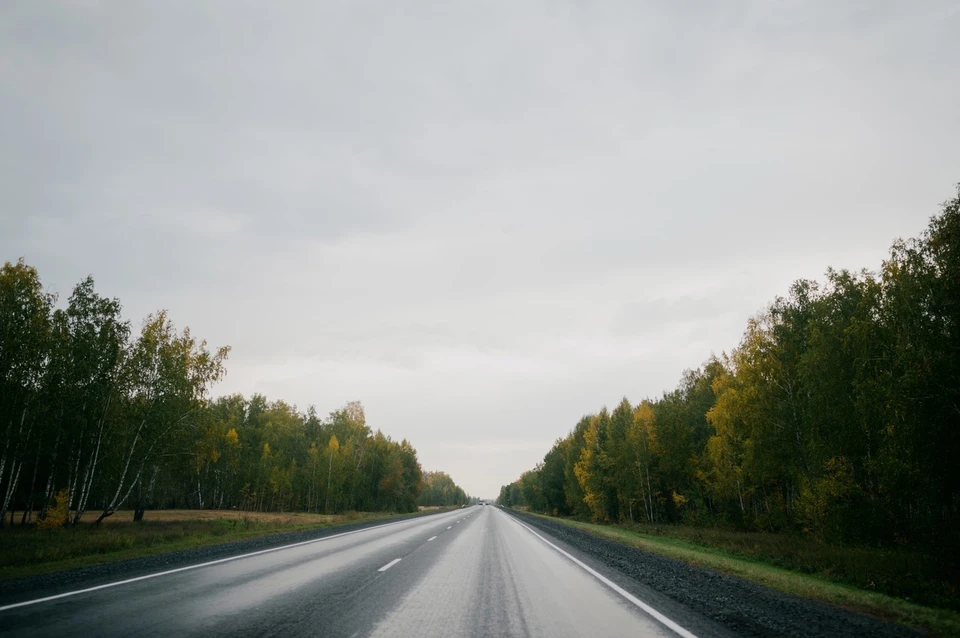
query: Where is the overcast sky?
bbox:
[2,1,958,498]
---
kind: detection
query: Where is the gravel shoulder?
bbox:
[0,509,447,606]
[505,509,921,638]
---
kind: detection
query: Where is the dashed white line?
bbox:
[0,513,444,612]
[447,526,452,530]
[427,535,437,541]
[378,558,402,572]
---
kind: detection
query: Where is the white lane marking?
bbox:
[377,558,402,572]
[447,526,452,530]
[456,521,460,524]
[508,515,698,638]
[427,536,437,542]
[0,511,460,612]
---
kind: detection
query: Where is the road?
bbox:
[0,505,703,637]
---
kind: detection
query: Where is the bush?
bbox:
[36,490,68,530]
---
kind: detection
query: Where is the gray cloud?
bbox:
[2,1,958,497]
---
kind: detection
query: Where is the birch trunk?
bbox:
[0,408,29,527]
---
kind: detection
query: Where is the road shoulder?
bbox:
[503,508,921,638]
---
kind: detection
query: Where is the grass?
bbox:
[526,512,960,637]
[0,509,417,580]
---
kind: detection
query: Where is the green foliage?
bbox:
[417,471,468,507]
[0,264,443,525]
[161,396,424,515]
[501,184,960,566]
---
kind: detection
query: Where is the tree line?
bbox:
[0,262,468,526]
[417,471,469,508]
[501,185,960,554]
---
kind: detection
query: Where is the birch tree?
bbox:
[57,277,129,525]
[0,260,53,527]
[93,312,228,525]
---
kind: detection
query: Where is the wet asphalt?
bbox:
[0,506,916,637]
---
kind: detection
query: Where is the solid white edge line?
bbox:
[507,514,699,638]
[0,511,457,612]
[377,558,402,572]
[427,536,437,541]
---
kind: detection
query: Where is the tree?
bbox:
[325,434,339,513]
[502,183,960,554]
[575,410,617,521]
[540,441,568,515]
[0,260,54,527]
[93,312,228,525]
[628,400,659,523]
[0,261,445,524]
[56,277,129,525]
[418,471,469,507]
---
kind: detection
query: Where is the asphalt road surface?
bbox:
[0,505,723,637]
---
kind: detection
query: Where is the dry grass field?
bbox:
[99,509,356,525]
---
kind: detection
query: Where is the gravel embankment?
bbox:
[507,510,920,638]
[0,509,445,605]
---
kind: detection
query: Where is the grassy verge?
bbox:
[0,509,421,580]
[525,512,960,637]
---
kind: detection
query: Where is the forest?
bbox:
[501,186,960,555]
[0,265,469,527]
[418,471,469,508]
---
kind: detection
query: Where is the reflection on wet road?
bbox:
[1,506,688,637]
